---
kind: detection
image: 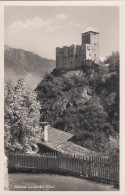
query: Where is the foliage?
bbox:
[4,77,42,154]
[35,52,119,153]
[54,96,114,152]
[104,51,119,72]
[95,66,119,132]
[103,135,119,158]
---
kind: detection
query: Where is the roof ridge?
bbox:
[83,27,99,34]
[48,126,74,136]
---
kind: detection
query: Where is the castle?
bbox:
[56,27,99,70]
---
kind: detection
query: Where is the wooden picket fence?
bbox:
[8,152,119,187]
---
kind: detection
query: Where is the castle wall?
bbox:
[56,44,90,70]
[75,45,82,68]
[90,33,99,64]
[83,44,91,60]
[56,48,63,69]
[56,45,76,70]
[56,30,99,70]
[62,45,75,69]
[75,44,91,68]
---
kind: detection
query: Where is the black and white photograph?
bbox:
[2,1,121,192]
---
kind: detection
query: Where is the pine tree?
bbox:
[4,77,42,154]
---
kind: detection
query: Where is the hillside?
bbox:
[35,52,119,154]
[4,45,56,90]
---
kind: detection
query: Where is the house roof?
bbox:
[55,141,98,157]
[38,126,99,157]
[83,27,99,34]
[38,126,74,149]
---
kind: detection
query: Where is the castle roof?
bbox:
[83,27,99,34]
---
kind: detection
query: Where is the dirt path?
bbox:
[8,173,117,191]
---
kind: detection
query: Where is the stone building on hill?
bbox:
[56,27,99,70]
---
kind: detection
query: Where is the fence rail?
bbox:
[8,152,119,186]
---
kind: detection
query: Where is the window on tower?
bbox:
[87,46,90,50]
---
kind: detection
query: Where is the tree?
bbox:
[4,77,42,154]
[104,51,119,72]
[103,135,119,158]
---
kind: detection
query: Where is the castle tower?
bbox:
[82,27,99,64]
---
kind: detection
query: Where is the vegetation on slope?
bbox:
[35,51,119,156]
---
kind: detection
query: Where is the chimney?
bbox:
[44,125,49,142]
[40,122,49,142]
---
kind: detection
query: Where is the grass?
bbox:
[8,173,118,191]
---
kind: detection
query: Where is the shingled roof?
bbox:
[38,126,99,157]
[38,126,74,150]
[55,141,98,157]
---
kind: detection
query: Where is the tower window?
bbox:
[94,43,96,46]
[87,46,90,50]
[71,62,72,64]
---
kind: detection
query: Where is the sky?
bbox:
[4,6,119,60]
